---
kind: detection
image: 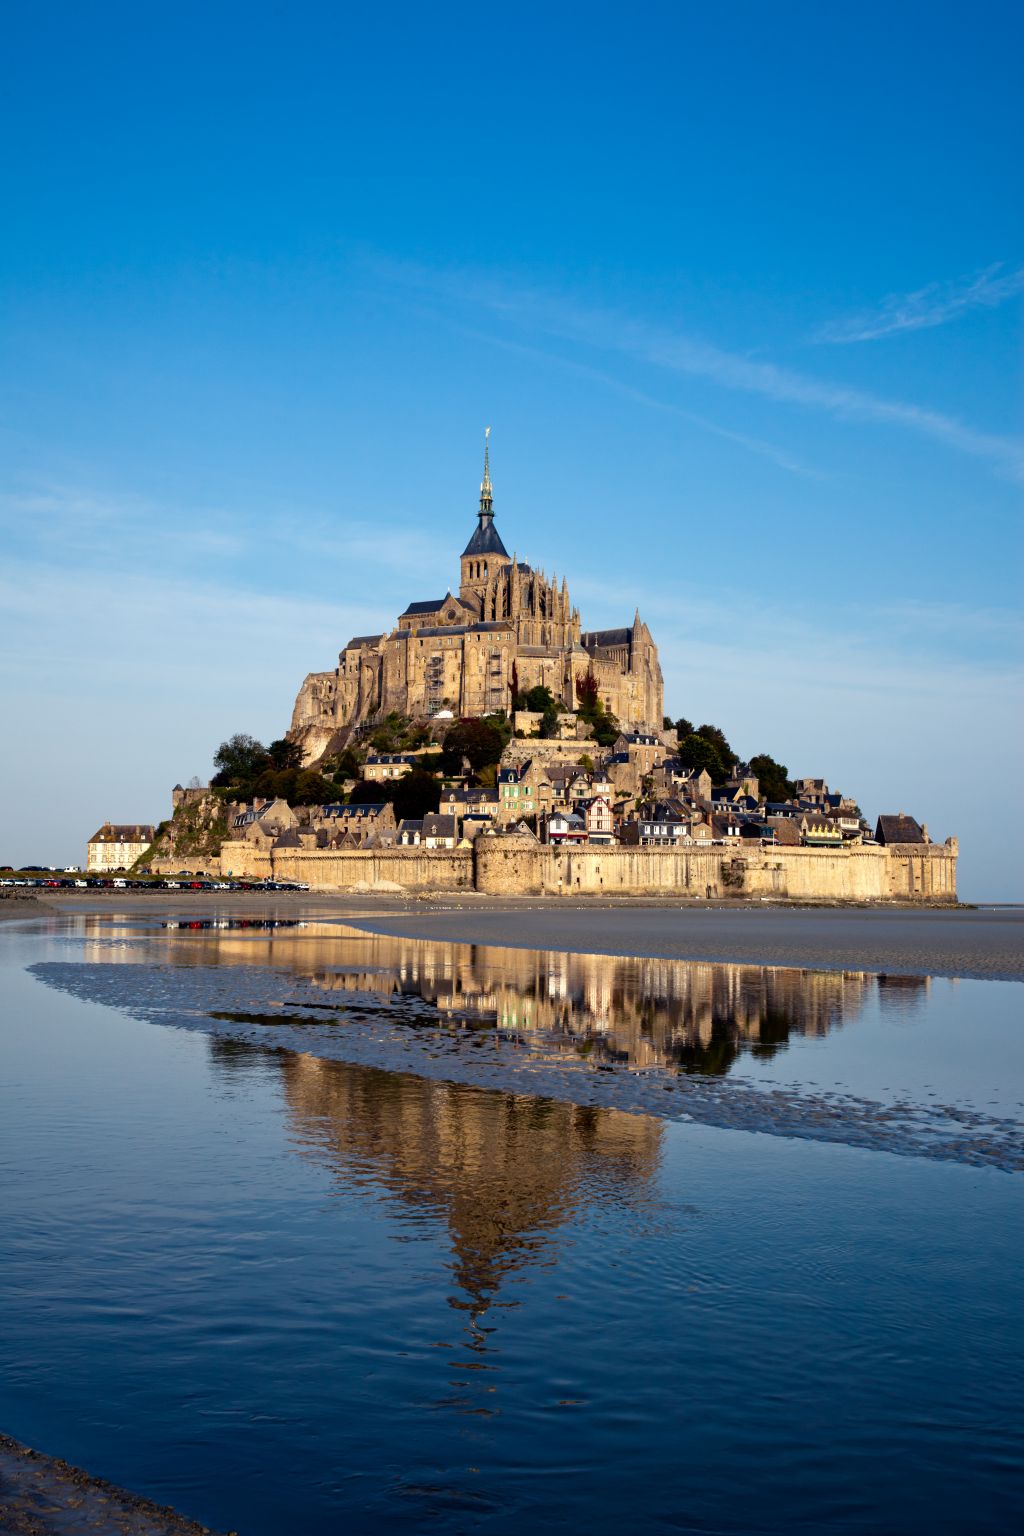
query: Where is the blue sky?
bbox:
[1,2,1021,897]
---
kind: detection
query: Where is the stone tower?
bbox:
[459,428,511,614]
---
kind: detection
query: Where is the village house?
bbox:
[800,814,843,848]
[710,786,760,816]
[440,786,499,822]
[602,751,642,799]
[711,813,744,842]
[578,794,615,845]
[613,730,669,777]
[540,762,586,807]
[635,800,692,846]
[724,763,760,799]
[650,761,713,802]
[497,760,553,825]
[794,777,830,807]
[422,813,458,849]
[312,802,397,841]
[271,825,323,853]
[231,798,298,846]
[767,816,802,846]
[875,813,928,846]
[397,818,423,846]
[86,822,156,872]
[544,809,588,845]
[363,754,418,783]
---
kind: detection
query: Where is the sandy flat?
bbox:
[353,902,1024,982]
[20,891,1024,980]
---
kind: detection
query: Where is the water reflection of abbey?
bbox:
[102,918,930,1077]
[209,1037,661,1327]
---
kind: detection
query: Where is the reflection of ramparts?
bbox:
[293,929,927,1076]
[208,1038,660,1320]
[112,919,929,1078]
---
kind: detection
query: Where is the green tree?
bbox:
[250,767,338,804]
[748,753,795,804]
[441,719,504,775]
[390,770,442,821]
[268,737,303,771]
[674,716,694,740]
[677,733,726,780]
[539,703,560,738]
[323,747,362,782]
[346,779,382,805]
[521,684,557,713]
[695,724,737,773]
[212,733,270,788]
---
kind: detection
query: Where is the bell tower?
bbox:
[460,427,510,611]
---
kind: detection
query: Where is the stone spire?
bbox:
[480,426,493,515]
[462,427,508,562]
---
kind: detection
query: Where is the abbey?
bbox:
[290,439,664,761]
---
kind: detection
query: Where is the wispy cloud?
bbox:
[816,262,1024,344]
[446,319,823,479]
[0,481,451,591]
[372,259,1024,484]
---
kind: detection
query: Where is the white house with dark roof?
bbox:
[87,822,156,872]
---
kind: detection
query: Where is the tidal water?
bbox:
[2,912,1023,1534]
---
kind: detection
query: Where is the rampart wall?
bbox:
[219,841,472,891]
[214,836,957,902]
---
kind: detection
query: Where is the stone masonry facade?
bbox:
[289,444,664,762]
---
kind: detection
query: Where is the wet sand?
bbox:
[22,891,1024,980]
[0,1433,233,1536]
[354,902,1024,982]
[0,896,53,921]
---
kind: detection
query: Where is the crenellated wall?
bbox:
[215,835,957,901]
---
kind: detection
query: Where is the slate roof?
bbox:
[320,802,388,819]
[461,516,509,558]
[582,628,631,648]
[401,599,448,616]
[273,827,306,849]
[411,625,471,638]
[344,634,384,650]
[422,814,457,839]
[89,823,156,843]
[875,814,926,845]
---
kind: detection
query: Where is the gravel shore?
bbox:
[0,1433,233,1536]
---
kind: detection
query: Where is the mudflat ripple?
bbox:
[30,956,1024,1173]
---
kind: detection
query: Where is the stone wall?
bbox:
[472,838,958,903]
[219,840,473,891]
[216,833,957,900]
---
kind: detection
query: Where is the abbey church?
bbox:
[290,439,664,762]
